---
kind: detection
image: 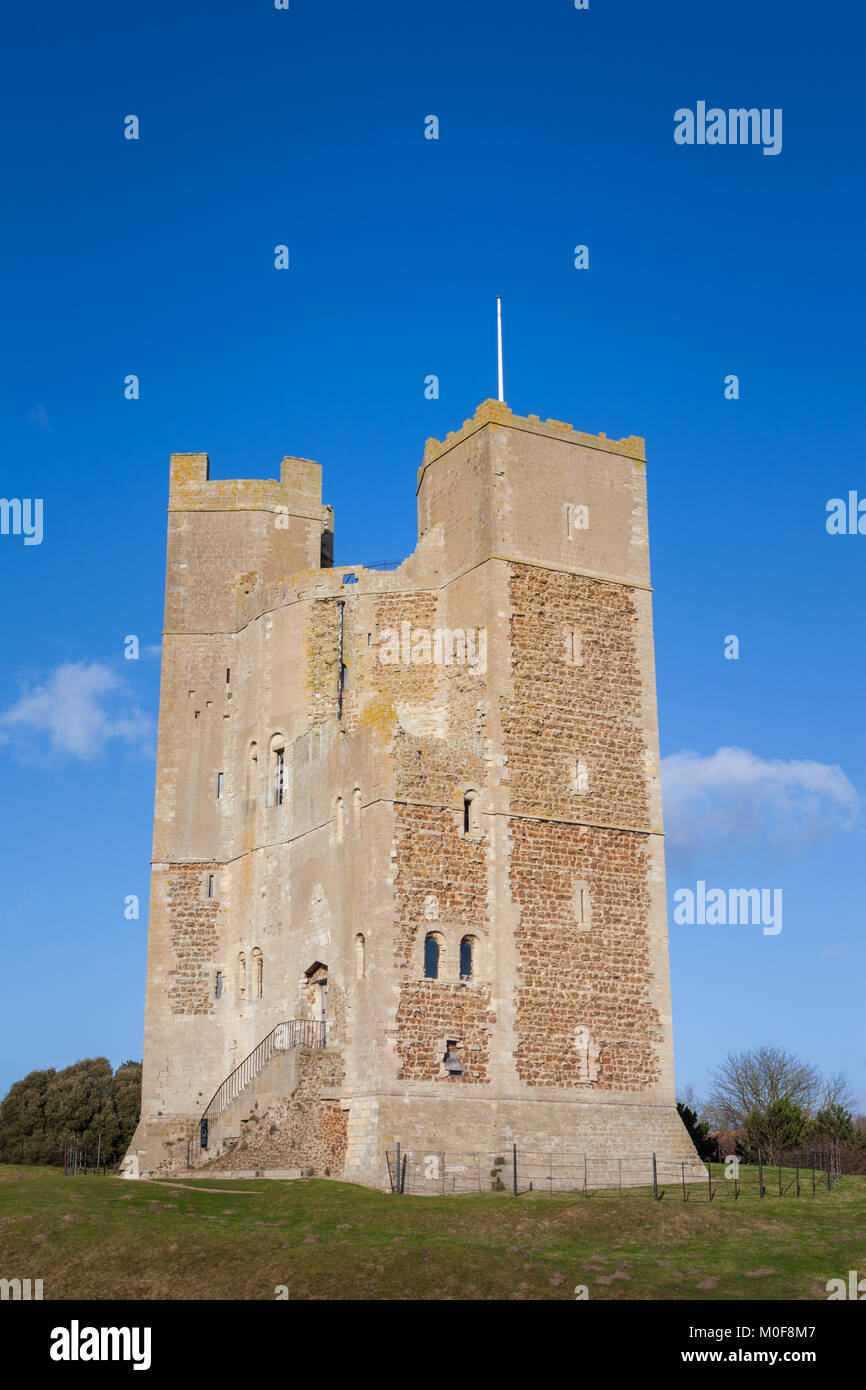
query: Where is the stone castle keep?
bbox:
[124,398,697,1187]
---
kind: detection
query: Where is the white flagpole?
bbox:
[496,296,504,402]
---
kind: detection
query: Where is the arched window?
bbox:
[236,952,247,1002]
[251,947,263,1000]
[355,933,366,980]
[459,935,476,980]
[273,743,285,805]
[424,933,441,980]
[247,742,258,802]
[462,789,480,835]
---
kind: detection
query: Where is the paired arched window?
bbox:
[424,933,442,980]
[459,935,477,980]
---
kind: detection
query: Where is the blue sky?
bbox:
[1,0,863,1112]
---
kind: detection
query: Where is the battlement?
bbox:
[169,452,324,517]
[418,398,645,488]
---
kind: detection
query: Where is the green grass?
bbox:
[1,1163,864,1300]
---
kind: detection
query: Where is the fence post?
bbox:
[618,1157,622,1198]
[583,1154,587,1198]
[681,1161,686,1203]
[758,1147,764,1198]
[395,1143,400,1196]
[441,1151,445,1197]
[652,1152,658,1202]
[401,1153,407,1194]
[512,1143,517,1197]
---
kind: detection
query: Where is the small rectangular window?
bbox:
[226,668,231,683]
[207,874,215,899]
[215,971,223,999]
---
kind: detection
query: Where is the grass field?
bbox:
[1,1163,864,1300]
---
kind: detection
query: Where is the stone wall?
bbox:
[203,1049,347,1178]
[127,400,697,1186]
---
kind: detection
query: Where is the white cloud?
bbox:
[0,661,153,761]
[661,746,860,866]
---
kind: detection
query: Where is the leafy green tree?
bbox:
[0,1058,142,1167]
[809,1104,854,1142]
[744,1097,807,1164]
[0,1068,54,1164]
[676,1101,716,1161]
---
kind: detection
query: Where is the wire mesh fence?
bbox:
[383,1144,843,1200]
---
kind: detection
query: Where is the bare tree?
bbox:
[819,1071,855,1112]
[677,1082,706,1119]
[704,1046,823,1129]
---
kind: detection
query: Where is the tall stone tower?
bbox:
[125,399,697,1186]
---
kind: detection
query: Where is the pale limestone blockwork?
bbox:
[123,401,698,1187]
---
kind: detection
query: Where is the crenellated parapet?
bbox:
[418,398,645,489]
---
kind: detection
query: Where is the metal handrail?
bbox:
[186,1018,325,1167]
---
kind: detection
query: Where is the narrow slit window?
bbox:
[565,628,584,666]
[215,971,223,1000]
[217,773,224,798]
[207,874,215,899]
[274,748,285,805]
[237,952,246,1002]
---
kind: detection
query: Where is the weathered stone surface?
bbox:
[124,401,697,1189]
